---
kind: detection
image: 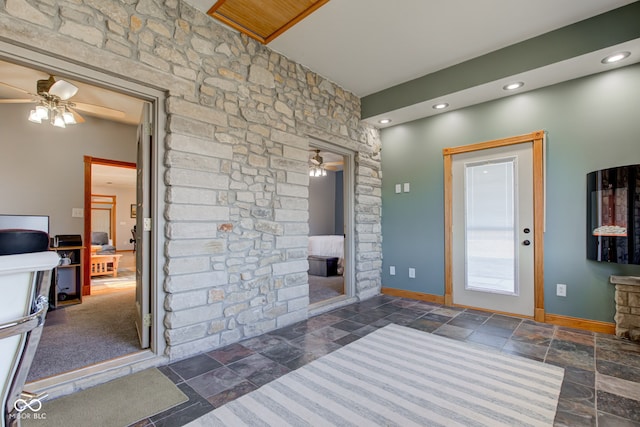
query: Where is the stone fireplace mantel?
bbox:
[610,275,640,341]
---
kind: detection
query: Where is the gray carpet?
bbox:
[309,274,344,304]
[27,286,140,382]
[189,324,564,427]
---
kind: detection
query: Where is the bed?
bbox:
[308,235,344,275]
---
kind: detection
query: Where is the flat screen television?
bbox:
[0,214,50,234]
[587,164,639,264]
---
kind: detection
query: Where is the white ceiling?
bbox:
[0,59,144,125]
[263,0,637,97]
[92,164,136,189]
[187,0,640,126]
[1,1,637,129]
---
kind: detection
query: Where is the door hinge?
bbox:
[143,313,152,327]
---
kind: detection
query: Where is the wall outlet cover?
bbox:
[390,266,396,275]
[409,267,416,278]
[557,283,567,297]
[395,184,401,194]
[403,182,410,192]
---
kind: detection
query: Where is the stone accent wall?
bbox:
[611,277,640,341]
[0,1,382,360]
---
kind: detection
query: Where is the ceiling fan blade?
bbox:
[48,79,78,100]
[0,81,32,95]
[73,102,125,120]
[68,107,85,124]
[0,98,36,104]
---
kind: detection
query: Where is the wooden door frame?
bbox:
[83,156,136,296]
[443,130,545,322]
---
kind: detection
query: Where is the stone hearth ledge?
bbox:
[610,276,640,286]
[610,275,640,341]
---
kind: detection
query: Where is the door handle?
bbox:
[523,240,531,246]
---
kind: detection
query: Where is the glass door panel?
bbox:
[464,158,517,295]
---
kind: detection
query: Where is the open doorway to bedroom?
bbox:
[308,143,352,305]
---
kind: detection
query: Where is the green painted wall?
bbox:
[381,63,640,322]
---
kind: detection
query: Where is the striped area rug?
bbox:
[189,324,564,427]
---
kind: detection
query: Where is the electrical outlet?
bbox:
[389,266,396,276]
[71,208,84,218]
[557,283,567,297]
[409,268,416,278]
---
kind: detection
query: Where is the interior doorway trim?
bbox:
[443,130,546,322]
[309,138,356,302]
[83,157,135,296]
[0,40,168,384]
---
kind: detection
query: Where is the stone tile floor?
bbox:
[132,295,640,426]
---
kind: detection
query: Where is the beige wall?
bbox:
[0,103,137,238]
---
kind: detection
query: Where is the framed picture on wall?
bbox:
[130,204,137,218]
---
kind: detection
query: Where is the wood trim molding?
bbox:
[208,0,329,44]
[442,130,546,321]
[83,156,136,296]
[381,288,445,305]
[83,156,92,296]
[382,288,615,335]
[545,313,615,335]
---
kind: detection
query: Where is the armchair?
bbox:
[90,231,115,255]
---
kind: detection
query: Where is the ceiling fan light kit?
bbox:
[309,149,327,177]
[28,101,77,128]
[26,76,80,128]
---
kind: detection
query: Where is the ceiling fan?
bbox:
[309,149,343,176]
[0,75,125,127]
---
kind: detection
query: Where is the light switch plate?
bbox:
[404,182,410,192]
[395,184,401,194]
[390,266,396,276]
[409,268,415,278]
[72,208,84,218]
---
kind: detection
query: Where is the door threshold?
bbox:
[309,295,357,317]
[25,350,168,400]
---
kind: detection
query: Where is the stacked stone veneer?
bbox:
[0,1,382,360]
[610,276,640,341]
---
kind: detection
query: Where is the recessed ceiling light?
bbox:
[601,51,630,64]
[379,118,391,124]
[503,82,524,91]
[432,103,449,110]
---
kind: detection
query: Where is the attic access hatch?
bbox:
[208,0,329,44]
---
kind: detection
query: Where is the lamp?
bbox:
[309,149,327,177]
[27,96,77,128]
[309,164,327,177]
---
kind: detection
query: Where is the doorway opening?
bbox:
[308,142,354,306]
[0,52,162,382]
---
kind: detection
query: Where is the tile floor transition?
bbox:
[129,295,640,426]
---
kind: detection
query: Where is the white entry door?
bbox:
[451,142,535,316]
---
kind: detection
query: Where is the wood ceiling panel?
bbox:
[208,0,329,44]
